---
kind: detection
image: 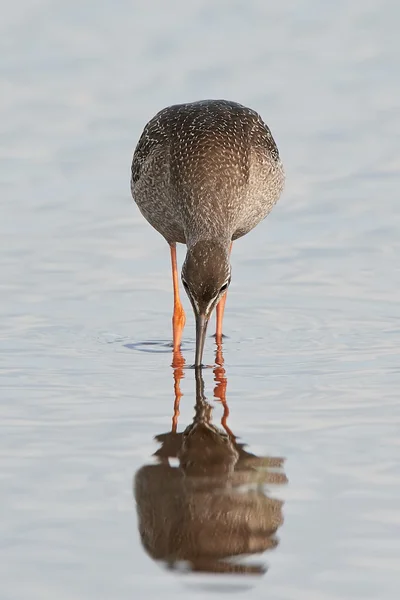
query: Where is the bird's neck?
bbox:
[186,232,232,253]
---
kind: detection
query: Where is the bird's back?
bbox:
[131,100,284,245]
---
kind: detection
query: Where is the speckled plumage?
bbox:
[131,99,284,249]
[131,99,285,364]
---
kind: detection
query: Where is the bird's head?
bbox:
[182,240,231,367]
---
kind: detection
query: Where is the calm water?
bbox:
[1,1,400,598]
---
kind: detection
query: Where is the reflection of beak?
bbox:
[195,313,209,367]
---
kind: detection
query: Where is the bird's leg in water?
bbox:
[170,243,186,352]
[215,242,233,343]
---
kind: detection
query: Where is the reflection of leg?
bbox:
[213,343,235,440]
[171,349,185,433]
[170,243,186,352]
[215,242,232,343]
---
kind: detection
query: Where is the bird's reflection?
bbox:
[134,346,287,575]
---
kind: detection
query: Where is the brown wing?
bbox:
[131,108,170,184]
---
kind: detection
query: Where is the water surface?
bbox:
[1,1,400,599]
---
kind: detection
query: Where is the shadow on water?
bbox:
[133,346,288,579]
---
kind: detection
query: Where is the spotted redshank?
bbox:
[131,100,284,366]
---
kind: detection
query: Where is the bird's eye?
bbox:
[219,281,230,294]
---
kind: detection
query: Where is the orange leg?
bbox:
[215,242,233,344]
[170,243,186,353]
[215,293,227,345]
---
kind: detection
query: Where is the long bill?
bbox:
[195,314,209,367]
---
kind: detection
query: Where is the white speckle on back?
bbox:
[131,99,285,249]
